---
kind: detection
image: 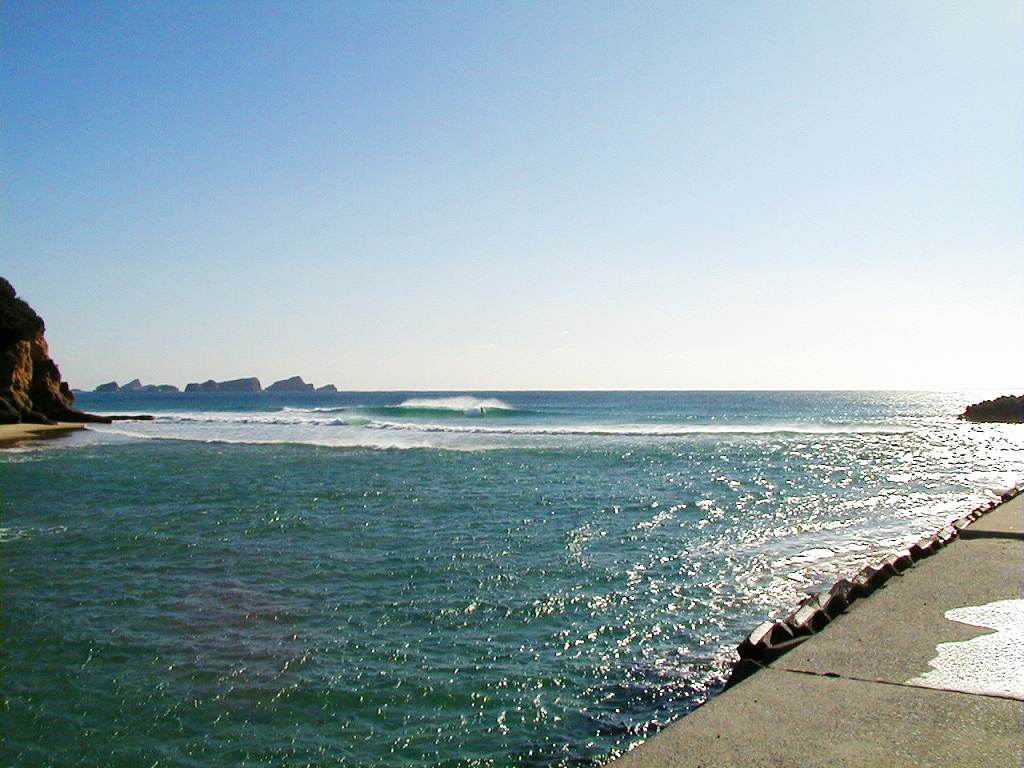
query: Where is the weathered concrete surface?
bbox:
[612,494,1023,768]
[613,669,1021,768]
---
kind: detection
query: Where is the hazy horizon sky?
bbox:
[4,1,1022,391]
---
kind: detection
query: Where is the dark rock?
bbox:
[185,379,219,392]
[959,395,1024,423]
[219,377,262,392]
[185,379,217,392]
[120,378,143,391]
[315,383,338,393]
[267,376,314,393]
[0,276,44,347]
[0,395,20,423]
[0,277,116,424]
[94,381,120,393]
[184,377,261,393]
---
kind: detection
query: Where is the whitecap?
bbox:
[396,396,515,411]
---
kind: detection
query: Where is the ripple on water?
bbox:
[2,392,1023,766]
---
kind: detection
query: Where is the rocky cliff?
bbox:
[960,395,1024,423]
[184,377,262,393]
[0,277,112,424]
[266,375,314,393]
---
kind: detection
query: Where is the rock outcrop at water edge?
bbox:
[960,395,1024,423]
[0,277,117,424]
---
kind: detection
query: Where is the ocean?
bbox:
[2,391,1022,766]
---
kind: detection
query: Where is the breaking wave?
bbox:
[396,396,515,412]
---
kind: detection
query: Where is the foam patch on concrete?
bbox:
[908,599,1024,700]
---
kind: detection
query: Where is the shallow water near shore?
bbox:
[2,391,1022,766]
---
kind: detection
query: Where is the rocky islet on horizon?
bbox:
[92,374,338,394]
[183,377,262,393]
[959,395,1024,424]
[95,378,180,394]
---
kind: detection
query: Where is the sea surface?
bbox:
[2,391,1022,766]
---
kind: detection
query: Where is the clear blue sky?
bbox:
[3,1,1021,390]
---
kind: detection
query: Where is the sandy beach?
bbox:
[0,422,85,448]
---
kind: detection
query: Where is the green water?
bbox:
[2,391,1021,766]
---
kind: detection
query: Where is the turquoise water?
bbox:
[3,391,1022,766]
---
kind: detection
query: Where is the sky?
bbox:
[3,0,1022,391]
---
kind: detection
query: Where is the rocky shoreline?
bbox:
[0,278,148,425]
[960,395,1024,423]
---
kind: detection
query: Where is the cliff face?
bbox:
[0,277,108,424]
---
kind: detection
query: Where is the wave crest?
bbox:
[396,396,515,413]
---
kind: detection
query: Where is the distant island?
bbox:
[95,379,180,394]
[183,377,261,393]
[91,375,338,394]
[960,395,1024,424]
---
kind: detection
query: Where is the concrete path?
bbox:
[613,495,1023,768]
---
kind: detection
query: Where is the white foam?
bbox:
[772,548,835,568]
[366,421,912,437]
[907,599,1024,700]
[396,396,515,411]
[84,423,513,452]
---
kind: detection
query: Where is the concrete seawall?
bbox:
[612,490,1024,768]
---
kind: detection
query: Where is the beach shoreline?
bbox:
[0,422,86,449]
